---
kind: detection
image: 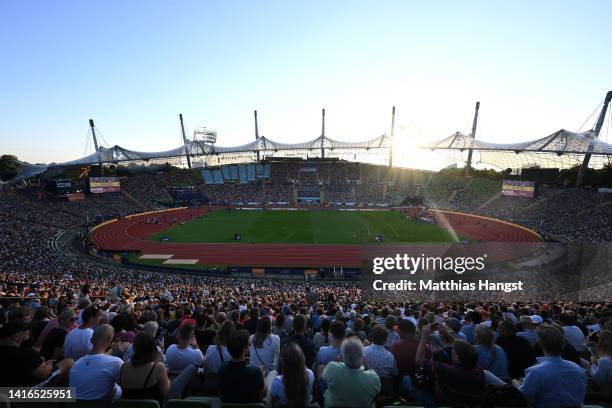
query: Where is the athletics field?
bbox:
[146,209,455,244]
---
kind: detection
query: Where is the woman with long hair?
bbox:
[313,317,331,350]
[272,312,288,339]
[203,320,235,373]
[249,316,280,373]
[270,342,314,408]
[119,333,170,405]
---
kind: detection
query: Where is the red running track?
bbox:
[89,207,541,268]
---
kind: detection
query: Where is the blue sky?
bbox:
[1,1,611,167]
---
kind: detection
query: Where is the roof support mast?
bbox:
[89,119,103,175]
[254,110,260,162]
[321,108,326,159]
[179,114,192,169]
[576,90,612,187]
[465,101,480,176]
[389,106,396,168]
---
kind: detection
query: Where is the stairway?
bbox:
[121,189,148,210]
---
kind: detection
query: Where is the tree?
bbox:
[0,154,21,181]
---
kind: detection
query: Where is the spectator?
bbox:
[474,324,509,378]
[30,306,52,344]
[245,307,260,335]
[249,316,280,373]
[363,325,398,376]
[270,342,315,408]
[495,319,536,379]
[560,313,587,354]
[444,317,467,342]
[589,330,612,397]
[517,315,540,346]
[0,321,73,386]
[532,323,583,366]
[322,337,381,407]
[460,310,481,344]
[123,321,165,363]
[118,333,171,404]
[316,320,346,369]
[219,329,266,403]
[392,318,431,376]
[281,314,316,369]
[313,317,331,350]
[414,325,487,407]
[63,305,101,361]
[348,317,367,343]
[195,313,217,353]
[165,324,203,376]
[272,312,289,339]
[384,315,400,349]
[514,325,587,408]
[203,320,234,374]
[69,324,123,401]
[40,308,76,361]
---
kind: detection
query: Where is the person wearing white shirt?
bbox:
[203,320,234,374]
[165,325,204,375]
[248,317,280,372]
[63,305,101,361]
[69,324,123,401]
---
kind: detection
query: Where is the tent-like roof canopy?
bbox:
[7,133,391,183]
[424,129,612,155]
[422,129,612,171]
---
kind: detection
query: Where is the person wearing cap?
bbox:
[517,315,539,347]
[0,321,73,386]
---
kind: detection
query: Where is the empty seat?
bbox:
[113,399,160,408]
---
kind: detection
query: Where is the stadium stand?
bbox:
[1,159,612,407]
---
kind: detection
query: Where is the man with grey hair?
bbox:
[322,337,380,407]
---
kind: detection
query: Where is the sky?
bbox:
[1,1,611,169]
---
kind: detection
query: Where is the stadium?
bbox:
[2,90,612,405]
[6,2,612,406]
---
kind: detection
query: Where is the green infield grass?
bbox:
[146,209,456,244]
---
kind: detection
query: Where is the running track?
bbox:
[89,207,541,268]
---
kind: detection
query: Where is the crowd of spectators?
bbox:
[1,161,612,406]
[469,189,612,242]
[1,266,611,406]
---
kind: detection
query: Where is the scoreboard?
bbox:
[88,177,121,194]
[501,180,536,198]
